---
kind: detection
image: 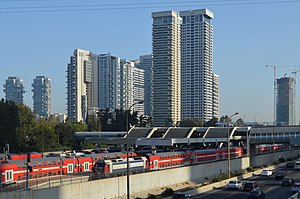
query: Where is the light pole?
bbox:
[227,112,239,178]
[126,100,144,199]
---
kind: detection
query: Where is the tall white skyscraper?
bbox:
[98,54,121,111]
[67,49,97,123]
[137,54,153,116]
[133,65,145,115]
[32,76,52,118]
[3,77,25,104]
[152,11,182,126]
[120,59,135,111]
[180,9,214,122]
[212,73,219,119]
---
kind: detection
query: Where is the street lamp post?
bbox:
[126,100,144,199]
[227,112,239,178]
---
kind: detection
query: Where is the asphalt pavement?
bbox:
[192,166,299,199]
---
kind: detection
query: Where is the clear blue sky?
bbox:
[0,0,300,123]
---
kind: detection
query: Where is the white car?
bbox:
[226,180,243,189]
[260,169,272,176]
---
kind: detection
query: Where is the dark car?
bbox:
[244,181,259,191]
[172,192,192,199]
[286,162,294,168]
[247,190,265,199]
[281,177,295,186]
[274,171,287,180]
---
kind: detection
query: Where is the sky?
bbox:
[0,0,300,123]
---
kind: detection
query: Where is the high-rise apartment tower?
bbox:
[152,11,182,126]
[180,9,214,122]
[32,76,52,118]
[3,77,25,104]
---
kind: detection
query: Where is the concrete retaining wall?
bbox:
[1,149,299,199]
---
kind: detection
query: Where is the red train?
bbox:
[0,148,244,186]
[92,147,244,175]
[0,152,42,162]
[256,144,284,154]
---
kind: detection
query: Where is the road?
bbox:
[192,166,299,199]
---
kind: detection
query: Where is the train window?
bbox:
[58,171,61,175]
[48,161,52,166]
[18,176,21,181]
[44,173,47,177]
[33,174,37,178]
[53,172,56,176]
[32,163,36,167]
[48,172,52,176]
[38,162,42,166]
[43,162,47,166]
[22,164,26,168]
[52,161,56,165]
[38,173,42,178]
[29,174,32,179]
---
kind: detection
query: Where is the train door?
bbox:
[5,170,13,182]
[83,162,89,171]
[67,164,74,174]
[153,160,158,170]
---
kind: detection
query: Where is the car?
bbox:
[274,171,287,180]
[291,182,300,193]
[286,162,295,168]
[244,181,259,191]
[282,177,295,186]
[260,169,272,176]
[226,180,243,190]
[172,192,192,199]
[247,190,265,199]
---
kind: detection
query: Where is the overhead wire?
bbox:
[0,0,299,14]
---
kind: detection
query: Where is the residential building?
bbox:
[67,49,97,123]
[3,77,25,104]
[120,59,135,111]
[137,54,153,116]
[212,73,219,119]
[180,9,214,123]
[276,77,296,125]
[98,54,121,111]
[133,65,145,115]
[152,11,182,126]
[32,76,52,118]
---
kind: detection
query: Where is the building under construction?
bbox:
[276,77,296,125]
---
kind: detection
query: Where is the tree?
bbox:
[236,118,245,127]
[220,115,232,123]
[180,118,203,127]
[204,117,219,127]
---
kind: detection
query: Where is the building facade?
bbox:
[180,9,214,123]
[67,49,97,123]
[133,65,145,115]
[98,54,121,111]
[276,77,296,125]
[3,77,25,104]
[152,11,182,126]
[137,54,153,116]
[212,73,219,119]
[32,76,52,118]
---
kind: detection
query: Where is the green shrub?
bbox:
[211,173,228,183]
[147,194,156,199]
[278,158,285,163]
[246,167,254,172]
[161,188,174,197]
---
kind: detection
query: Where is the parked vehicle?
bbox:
[286,162,294,168]
[294,161,300,170]
[274,171,287,180]
[247,190,265,199]
[172,192,192,199]
[291,182,300,193]
[244,181,259,191]
[282,177,295,186]
[226,180,243,190]
[260,169,272,176]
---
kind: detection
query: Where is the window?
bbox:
[48,172,52,177]
[38,173,42,178]
[84,162,89,171]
